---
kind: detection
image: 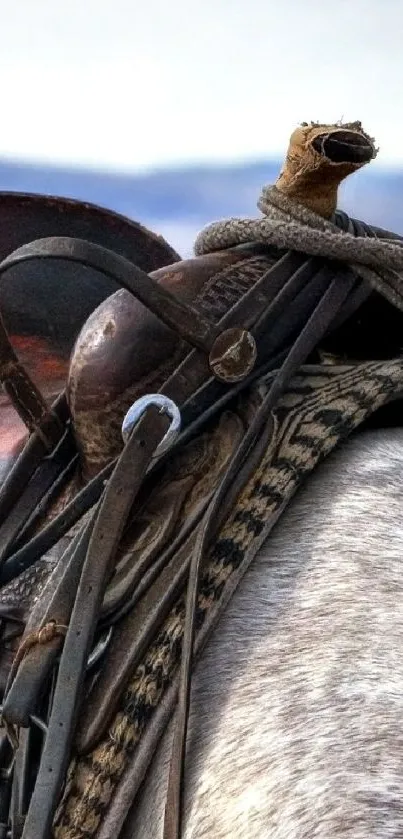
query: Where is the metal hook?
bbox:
[121,394,181,458]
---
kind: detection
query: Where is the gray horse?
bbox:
[117,427,403,838]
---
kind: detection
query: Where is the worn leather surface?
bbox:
[0,245,267,704]
[0,192,180,353]
[68,244,278,479]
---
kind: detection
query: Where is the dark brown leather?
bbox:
[0,309,64,450]
[9,407,172,839]
[68,243,278,479]
[0,192,180,355]
[69,245,270,414]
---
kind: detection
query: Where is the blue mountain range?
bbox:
[0,158,401,257]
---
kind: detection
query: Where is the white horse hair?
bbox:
[122,427,403,838]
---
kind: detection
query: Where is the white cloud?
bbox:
[0,0,402,169]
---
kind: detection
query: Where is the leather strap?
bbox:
[75,410,246,752]
[0,457,112,586]
[15,407,171,839]
[2,522,95,726]
[0,238,219,355]
[0,427,76,570]
[0,311,63,451]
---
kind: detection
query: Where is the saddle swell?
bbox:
[68,243,277,481]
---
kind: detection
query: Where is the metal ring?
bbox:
[86,626,114,670]
[121,394,181,458]
[29,714,48,736]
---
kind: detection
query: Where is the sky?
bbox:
[1,0,403,172]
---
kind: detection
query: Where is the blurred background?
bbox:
[1,0,403,257]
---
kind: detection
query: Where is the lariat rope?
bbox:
[195,183,403,314]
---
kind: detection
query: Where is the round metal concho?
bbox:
[209,327,257,384]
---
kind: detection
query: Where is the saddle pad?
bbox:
[53,356,403,839]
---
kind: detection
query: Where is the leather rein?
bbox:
[0,216,393,839]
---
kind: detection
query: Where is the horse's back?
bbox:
[124,428,403,838]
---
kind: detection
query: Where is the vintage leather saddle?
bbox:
[0,174,402,839]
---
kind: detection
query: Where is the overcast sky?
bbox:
[1,0,402,171]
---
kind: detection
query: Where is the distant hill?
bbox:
[0,158,401,257]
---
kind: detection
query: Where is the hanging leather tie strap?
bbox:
[6,620,68,691]
[4,397,179,839]
[1,621,68,753]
